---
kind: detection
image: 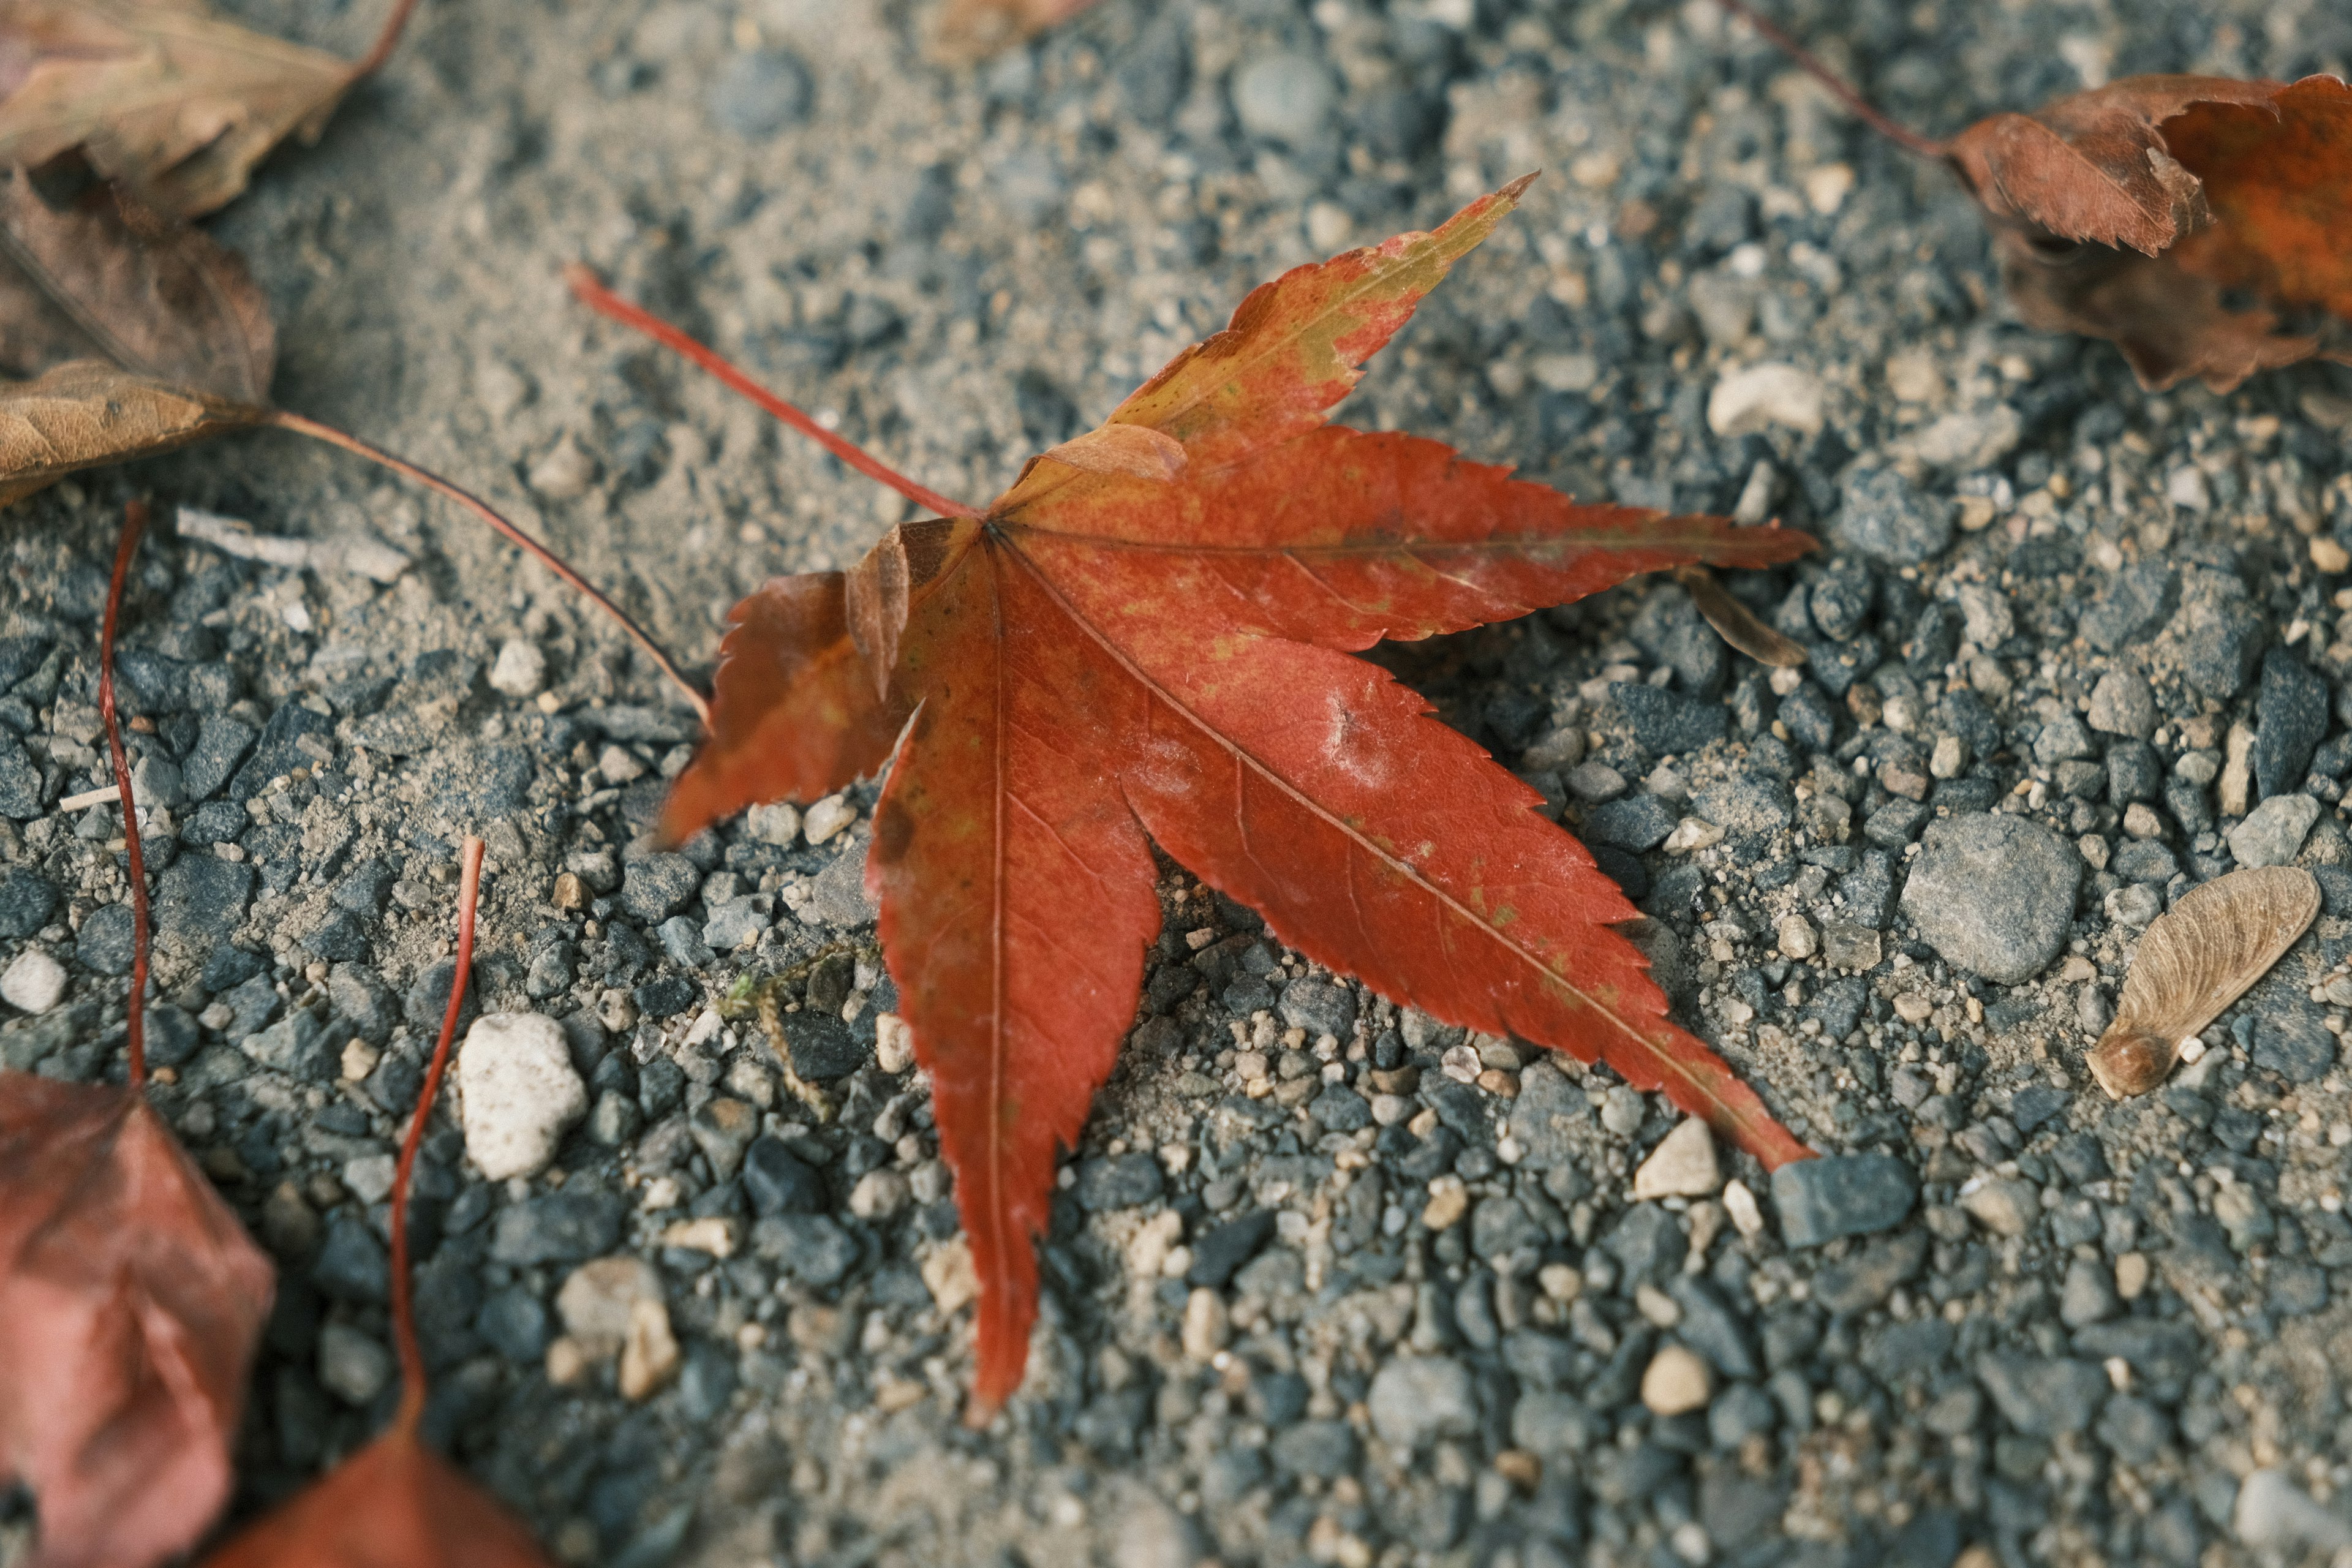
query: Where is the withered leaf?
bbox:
[935,0,1101,61]
[1948,73,2352,390]
[0,358,262,507]
[200,1427,557,1568]
[0,0,398,219]
[0,166,274,400]
[581,180,1820,1417]
[2087,865,2320,1097]
[0,1078,275,1568]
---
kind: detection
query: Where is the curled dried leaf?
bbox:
[935,0,1100,62]
[0,167,275,401]
[2087,865,2320,1096]
[0,1,377,219]
[1673,565,1806,668]
[1949,74,2352,390]
[0,1081,275,1568]
[0,358,262,507]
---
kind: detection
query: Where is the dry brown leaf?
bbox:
[2087,865,2320,1097]
[0,358,262,506]
[1947,74,2352,390]
[935,0,1101,61]
[1673,565,1806,668]
[0,166,274,401]
[0,0,401,219]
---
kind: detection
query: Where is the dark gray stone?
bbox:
[326,963,395,1045]
[1279,976,1356,1039]
[314,1214,389,1302]
[1074,1152,1162,1212]
[1670,1278,1760,1379]
[1582,793,1678,851]
[154,856,255,963]
[405,957,478,1035]
[1270,1420,1358,1479]
[1771,1154,1918,1247]
[1779,684,1836,752]
[181,714,257,801]
[633,974,695,1019]
[2175,568,2263,700]
[1860,1317,1952,1384]
[1900,815,2079,983]
[2255,650,2329,800]
[754,1213,859,1285]
[2253,1014,2335,1082]
[490,1191,624,1264]
[1977,1355,2108,1437]
[1469,1195,1539,1259]
[779,1009,867,1078]
[1604,1204,1683,1281]
[1811,1230,1928,1314]
[1189,1210,1276,1287]
[2080,563,2178,652]
[475,1287,549,1362]
[1630,586,1727,695]
[1609,684,1727,755]
[621,854,699,922]
[0,866,56,938]
[1833,467,1951,564]
[742,1136,826,1215]
[709,48,813,137]
[0,733,40,818]
[72,902,135,974]
[227,702,334,803]
[1310,1086,1370,1132]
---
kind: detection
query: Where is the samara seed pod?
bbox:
[2087,865,2320,1096]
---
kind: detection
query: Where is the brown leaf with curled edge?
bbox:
[2087,865,2319,1097]
[1948,74,2352,390]
[0,1078,276,1568]
[0,165,274,401]
[935,0,1101,61]
[0,358,262,506]
[0,0,414,220]
[199,1427,559,1568]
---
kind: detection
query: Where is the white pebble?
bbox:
[1706,363,1824,438]
[746,801,801,846]
[488,638,548,698]
[1632,1118,1722,1200]
[0,949,66,1014]
[456,1013,588,1180]
[875,1012,916,1074]
[803,794,856,845]
[316,1323,393,1406]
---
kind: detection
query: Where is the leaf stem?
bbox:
[98,501,152,1090]
[1712,0,1947,160]
[564,265,984,521]
[352,0,421,80]
[390,833,484,1436]
[263,409,710,726]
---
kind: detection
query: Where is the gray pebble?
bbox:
[1771,1153,1917,1247]
[1832,468,1951,565]
[1608,683,1727,755]
[709,49,813,138]
[491,1191,624,1264]
[1901,814,2079,983]
[1367,1355,1476,1449]
[1229,52,1336,144]
[2227,791,2319,868]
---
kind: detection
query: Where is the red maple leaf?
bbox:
[570,178,1817,1415]
[0,503,274,1568]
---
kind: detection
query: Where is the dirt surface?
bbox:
[6,1,2352,1567]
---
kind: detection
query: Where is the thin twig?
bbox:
[565,264,984,521]
[390,834,484,1435]
[352,0,421,79]
[264,409,711,726]
[98,502,152,1089]
[1713,0,1947,160]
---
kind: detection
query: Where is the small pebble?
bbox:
[1640,1345,1713,1416]
[1,949,67,1014]
[488,638,546,699]
[1631,1118,1720,1200]
[804,794,857,845]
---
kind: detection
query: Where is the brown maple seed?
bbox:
[2087,865,2320,1097]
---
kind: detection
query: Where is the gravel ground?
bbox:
[5,1,2352,1566]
